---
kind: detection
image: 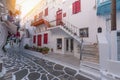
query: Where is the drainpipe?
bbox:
[111,0,116,30]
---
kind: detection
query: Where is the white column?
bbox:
[62,38,65,54]
[110,31,117,60]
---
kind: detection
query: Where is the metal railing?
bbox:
[80,38,83,60]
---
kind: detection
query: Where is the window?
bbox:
[44,33,48,44]
[44,8,48,16]
[72,0,81,14]
[57,38,62,49]
[79,28,89,37]
[33,35,36,43]
[39,11,43,19]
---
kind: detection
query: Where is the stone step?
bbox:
[82,53,99,63]
[82,56,99,59]
[82,48,98,51]
[82,57,99,62]
[82,53,99,57]
[81,61,100,69]
[82,59,99,63]
[82,51,99,55]
[83,44,98,47]
[79,61,101,80]
[82,54,99,58]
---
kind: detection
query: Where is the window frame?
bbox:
[57,38,62,50]
[79,28,89,37]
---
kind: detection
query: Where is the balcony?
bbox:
[31,17,50,28]
[97,0,120,16]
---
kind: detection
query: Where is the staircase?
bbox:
[80,43,100,80]
[79,61,101,80]
[81,43,99,63]
[56,20,101,79]
[59,20,82,43]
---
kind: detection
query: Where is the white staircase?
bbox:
[80,43,100,80]
[59,20,82,43]
[80,61,101,80]
[49,20,101,79]
[60,26,82,43]
[81,43,99,63]
[58,21,101,79]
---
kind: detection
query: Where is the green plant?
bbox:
[42,47,49,54]
[24,44,29,49]
[37,47,42,52]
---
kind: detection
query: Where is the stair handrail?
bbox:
[61,19,84,61]
[62,19,80,37]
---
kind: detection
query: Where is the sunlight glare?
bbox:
[16,0,41,18]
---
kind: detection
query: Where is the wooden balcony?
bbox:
[31,18,50,28]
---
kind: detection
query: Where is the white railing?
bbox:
[62,19,80,37]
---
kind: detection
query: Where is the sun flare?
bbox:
[16,0,41,18]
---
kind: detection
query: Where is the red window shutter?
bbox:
[44,33,48,44]
[76,0,81,13]
[33,35,36,43]
[37,35,42,46]
[73,0,81,14]
[45,8,48,16]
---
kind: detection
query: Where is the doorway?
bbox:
[65,38,74,54]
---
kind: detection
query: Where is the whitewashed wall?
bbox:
[23,0,100,43]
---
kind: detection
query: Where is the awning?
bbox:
[97,0,120,16]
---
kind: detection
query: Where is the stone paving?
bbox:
[0,48,92,80]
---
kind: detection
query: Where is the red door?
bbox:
[37,34,42,46]
[44,33,48,44]
[56,10,62,26]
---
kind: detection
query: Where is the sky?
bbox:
[16,0,41,18]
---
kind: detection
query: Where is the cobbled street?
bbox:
[0,48,91,80]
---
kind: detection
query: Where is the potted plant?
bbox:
[42,47,49,54]
[38,47,43,52]
[24,44,29,49]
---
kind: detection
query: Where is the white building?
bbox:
[21,0,120,80]
[22,0,99,58]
